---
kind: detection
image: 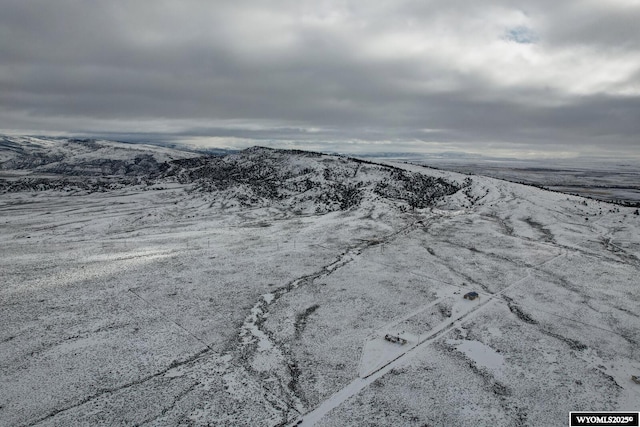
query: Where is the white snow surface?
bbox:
[1,144,639,427]
[1,135,195,163]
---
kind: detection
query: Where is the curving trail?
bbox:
[286,172,640,426]
[3,152,639,427]
[294,246,565,426]
[223,220,424,424]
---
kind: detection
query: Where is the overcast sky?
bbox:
[1,0,639,158]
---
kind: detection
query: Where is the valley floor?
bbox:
[1,164,639,426]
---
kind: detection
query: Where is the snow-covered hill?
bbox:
[1,139,463,213]
[1,138,638,426]
[0,135,195,176]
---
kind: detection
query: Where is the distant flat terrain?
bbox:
[416,159,640,205]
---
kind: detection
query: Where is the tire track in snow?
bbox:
[24,348,211,427]
[224,220,422,425]
[293,245,566,426]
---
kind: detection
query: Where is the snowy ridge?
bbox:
[1,139,639,426]
[0,135,196,178]
[1,135,195,165]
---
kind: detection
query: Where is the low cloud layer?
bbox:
[1,1,639,157]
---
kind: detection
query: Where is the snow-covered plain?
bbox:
[405,156,640,205]
[1,138,639,426]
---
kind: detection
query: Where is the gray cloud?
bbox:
[1,0,639,158]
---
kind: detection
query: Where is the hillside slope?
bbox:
[1,139,638,427]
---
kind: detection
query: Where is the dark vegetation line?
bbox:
[25,348,211,427]
[1,147,463,216]
[24,288,218,426]
[401,160,640,207]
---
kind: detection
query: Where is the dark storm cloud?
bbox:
[1,0,639,157]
